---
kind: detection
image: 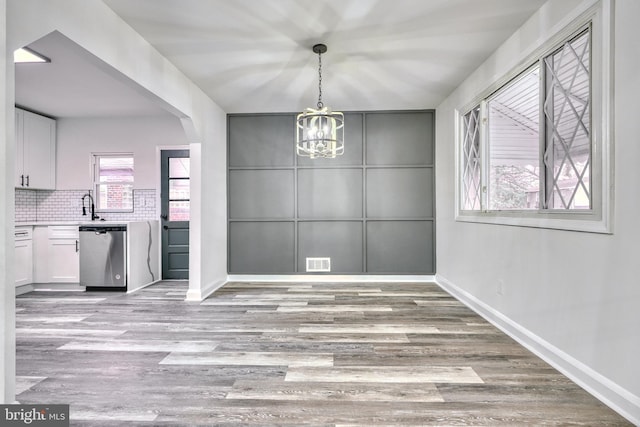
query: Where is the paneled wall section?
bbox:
[227,111,435,274]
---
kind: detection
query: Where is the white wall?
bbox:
[1,0,17,405]
[56,116,187,190]
[436,0,639,423]
[184,111,228,301]
[2,0,228,403]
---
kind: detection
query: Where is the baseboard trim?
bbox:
[435,274,640,425]
[126,279,162,294]
[186,279,227,302]
[15,284,34,296]
[30,283,86,292]
[184,275,435,301]
[227,274,436,283]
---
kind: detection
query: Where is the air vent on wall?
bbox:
[306,257,331,272]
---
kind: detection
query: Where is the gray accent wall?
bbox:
[228,110,435,274]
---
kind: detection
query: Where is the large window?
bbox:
[93,154,134,212]
[457,17,610,233]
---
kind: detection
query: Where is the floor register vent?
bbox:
[306,257,331,272]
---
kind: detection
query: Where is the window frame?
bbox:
[167,157,191,222]
[92,153,135,213]
[455,0,613,234]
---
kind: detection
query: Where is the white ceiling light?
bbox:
[14,47,50,64]
[296,44,344,159]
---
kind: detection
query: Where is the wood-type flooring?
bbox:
[15,281,631,426]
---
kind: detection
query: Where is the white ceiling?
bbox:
[16,0,547,118]
[15,32,171,118]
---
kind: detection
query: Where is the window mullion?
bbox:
[543,54,558,210]
[539,57,549,210]
[91,156,98,189]
[479,100,489,212]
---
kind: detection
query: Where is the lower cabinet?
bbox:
[33,226,49,283]
[48,226,80,283]
[15,227,33,287]
[33,226,80,283]
[49,240,80,283]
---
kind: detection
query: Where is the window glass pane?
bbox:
[488,64,540,210]
[95,155,134,211]
[169,179,190,200]
[99,157,134,183]
[543,29,591,209]
[461,106,482,210]
[97,183,133,211]
[169,158,190,178]
[169,201,190,221]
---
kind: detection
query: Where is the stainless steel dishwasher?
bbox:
[79,224,127,288]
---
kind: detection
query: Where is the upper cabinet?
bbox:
[15,108,56,190]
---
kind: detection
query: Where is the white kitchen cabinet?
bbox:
[32,226,49,283]
[15,108,56,190]
[47,226,80,283]
[15,227,33,287]
[33,226,80,283]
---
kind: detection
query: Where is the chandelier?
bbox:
[296,44,344,159]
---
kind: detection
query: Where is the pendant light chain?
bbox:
[317,50,323,109]
[296,43,344,159]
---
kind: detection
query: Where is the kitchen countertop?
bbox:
[16,221,85,227]
[15,220,155,227]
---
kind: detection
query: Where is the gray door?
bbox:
[161,150,190,279]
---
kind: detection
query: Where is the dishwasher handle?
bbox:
[79,225,127,232]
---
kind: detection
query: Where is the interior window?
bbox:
[93,154,134,212]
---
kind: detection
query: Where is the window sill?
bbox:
[455,211,612,234]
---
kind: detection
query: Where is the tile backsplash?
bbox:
[15,189,37,222]
[15,189,158,222]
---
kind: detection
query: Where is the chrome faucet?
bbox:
[82,193,99,221]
